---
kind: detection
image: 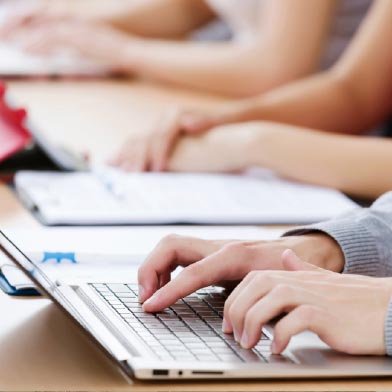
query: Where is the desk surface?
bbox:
[0,80,391,391]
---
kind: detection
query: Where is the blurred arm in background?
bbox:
[1,0,215,38]
[167,121,392,200]
[176,0,392,134]
[1,0,336,97]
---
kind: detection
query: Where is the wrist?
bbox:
[232,97,266,123]
[116,37,145,73]
[226,122,271,170]
[246,122,276,168]
[295,233,345,272]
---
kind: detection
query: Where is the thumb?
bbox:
[281,249,322,272]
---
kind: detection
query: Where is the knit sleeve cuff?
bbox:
[384,298,392,356]
[283,218,381,276]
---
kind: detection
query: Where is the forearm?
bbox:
[124,40,316,97]
[169,121,392,198]
[223,0,392,133]
[100,0,214,38]
[250,123,392,199]
[229,72,378,134]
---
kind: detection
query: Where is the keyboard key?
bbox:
[217,354,241,362]
[263,354,292,364]
[235,348,262,362]
[107,284,132,293]
[196,355,218,362]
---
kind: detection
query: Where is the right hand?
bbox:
[108,104,247,172]
[224,250,392,355]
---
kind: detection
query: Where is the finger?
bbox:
[133,146,149,172]
[158,269,172,290]
[281,249,327,273]
[142,242,252,312]
[151,107,181,172]
[223,271,258,333]
[225,273,270,340]
[138,235,219,303]
[224,271,304,341]
[271,305,327,354]
[225,268,331,325]
[225,272,318,340]
[108,140,137,167]
[240,285,324,349]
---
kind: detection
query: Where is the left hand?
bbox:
[109,105,249,173]
[140,233,343,310]
[224,249,392,356]
[11,19,140,72]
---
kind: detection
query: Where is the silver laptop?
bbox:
[1,230,392,380]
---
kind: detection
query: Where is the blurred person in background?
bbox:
[1,0,370,96]
[110,0,392,202]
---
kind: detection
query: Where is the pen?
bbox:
[27,251,145,265]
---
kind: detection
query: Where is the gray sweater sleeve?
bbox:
[284,191,392,356]
[284,191,392,277]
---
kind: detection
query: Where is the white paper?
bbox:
[15,169,358,225]
[4,225,282,282]
[5,225,281,261]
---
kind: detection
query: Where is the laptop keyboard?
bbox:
[91,283,289,364]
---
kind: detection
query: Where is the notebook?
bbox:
[14,168,358,226]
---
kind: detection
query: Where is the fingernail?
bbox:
[138,285,145,303]
[233,329,240,342]
[240,332,250,349]
[271,341,279,354]
[222,319,230,333]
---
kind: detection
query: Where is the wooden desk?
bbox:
[0,80,391,391]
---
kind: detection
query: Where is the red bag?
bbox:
[0,81,31,163]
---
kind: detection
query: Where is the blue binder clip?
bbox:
[42,252,77,264]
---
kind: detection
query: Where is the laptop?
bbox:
[1,229,392,380]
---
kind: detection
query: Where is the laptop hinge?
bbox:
[56,285,131,361]
[74,284,150,358]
